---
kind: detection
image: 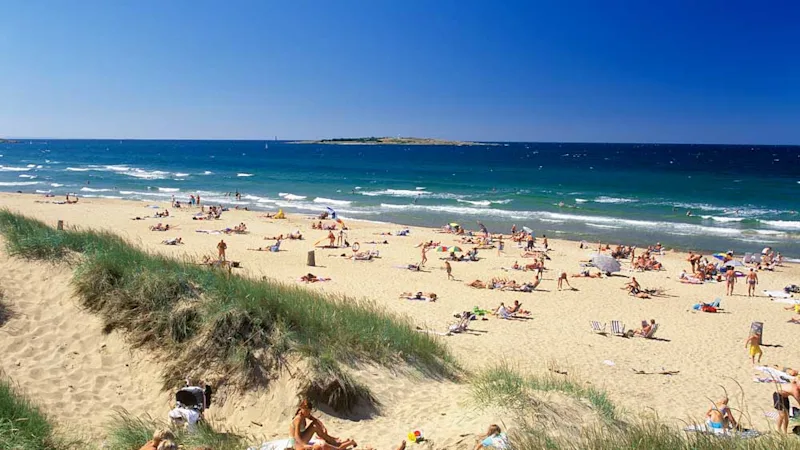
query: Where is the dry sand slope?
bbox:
[1,192,799,444]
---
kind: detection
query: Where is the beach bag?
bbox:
[700,305,717,313]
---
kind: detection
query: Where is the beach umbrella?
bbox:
[712,253,726,261]
[449,222,459,227]
[724,260,744,267]
[436,246,463,253]
[522,226,533,234]
[326,207,337,219]
[589,254,621,273]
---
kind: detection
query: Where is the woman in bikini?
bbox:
[705,398,737,431]
[290,399,356,450]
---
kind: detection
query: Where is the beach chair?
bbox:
[641,323,659,339]
[611,320,626,337]
[591,321,607,335]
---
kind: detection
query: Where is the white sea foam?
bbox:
[201,171,213,175]
[761,220,800,230]
[80,187,112,192]
[0,181,38,186]
[586,223,622,229]
[158,187,180,193]
[66,167,90,172]
[698,215,744,223]
[18,174,37,179]
[278,193,307,201]
[313,197,352,206]
[594,196,638,204]
[123,169,169,180]
[415,187,426,190]
[237,173,254,177]
[35,190,51,194]
[174,173,190,177]
[0,165,30,172]
[575,198,588,203]
[50,183,64,187]
[361,189,429,197]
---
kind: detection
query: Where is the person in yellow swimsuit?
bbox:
[745,333,762,364]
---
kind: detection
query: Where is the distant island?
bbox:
[293,137,492,146]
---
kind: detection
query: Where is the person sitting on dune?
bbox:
[290,399,356,450]
[138,429,175,450]
[474,424,506,450]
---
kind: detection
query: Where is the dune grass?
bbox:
[0,376,64,450]
[471,364,800,450]
[0,210,456,410]
[471,363,618,422]
[104,412,246,450]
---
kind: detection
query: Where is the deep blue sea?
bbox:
[1,140,799,258]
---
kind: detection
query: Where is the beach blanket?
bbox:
[755,366,795,382]
[771,297,800,305]
[764,290,794,299]
[683,424,760,439]
[247,438,295,450]
[195,229,221,234]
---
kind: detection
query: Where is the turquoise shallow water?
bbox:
[1,140,798,257]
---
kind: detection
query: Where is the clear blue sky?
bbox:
[2,0,798,144]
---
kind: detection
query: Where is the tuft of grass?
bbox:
[0,376,64,450]
[472,364,800,450]
[105,411,246,450]
[300,354,380,415]
[0,211,457,411]
[0,287,12,327]
[471,363,618,422]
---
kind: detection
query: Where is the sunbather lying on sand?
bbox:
[290,399,356,450]
[162,237,183,245]
[468,280,487,288]
[572,270,602,278]
[400,292,438,301]
[299,273,330,283]
[150,223,170,231]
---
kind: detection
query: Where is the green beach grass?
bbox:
[0,210,456,410]
[0,376,67,450]
[471,363,800,450]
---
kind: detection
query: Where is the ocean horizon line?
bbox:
[3,137,799,147]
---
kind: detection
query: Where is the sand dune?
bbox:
[1,192,799,446]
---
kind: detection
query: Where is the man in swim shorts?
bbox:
[725,267,736,296]
[773,380,800,433]
[746,268,758,297]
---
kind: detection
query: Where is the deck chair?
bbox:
[611,320,626,337]
[641,323,659,339]
[591,321,607,335]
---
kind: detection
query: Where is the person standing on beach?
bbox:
[420,245,428,267]
[327,231,335,247]
[217,239,227,261]
[445,261,454,280]
[196,194,201,206]
[746,269,758,297]
[497,236,504,256]
[725,267,736,296]
[526,234,534,251]
[745,332,762,364]
[542,235,548,250]
[773,381,800,433]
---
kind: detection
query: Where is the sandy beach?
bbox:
[1,192,799,447]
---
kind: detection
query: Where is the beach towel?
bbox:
[764,290,793,299]
[755,366,795,382]
[247,438,295,450]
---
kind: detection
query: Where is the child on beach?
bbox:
[445,261,454,280]
[745,333,762,364]
[138,429,175,450]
